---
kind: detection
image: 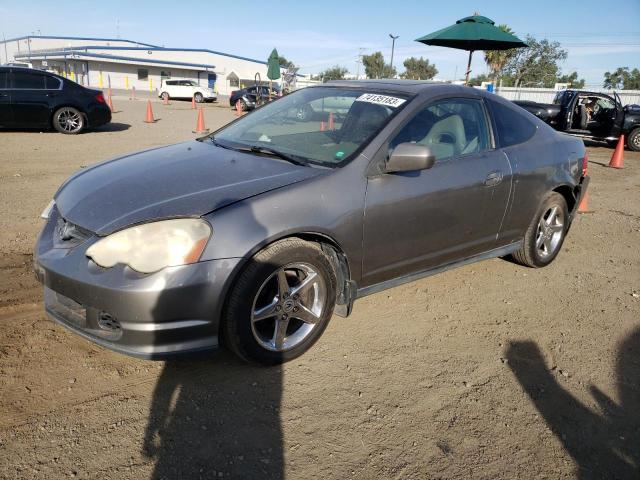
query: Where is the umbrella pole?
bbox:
[465,50,473,85]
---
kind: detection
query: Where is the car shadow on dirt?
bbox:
[506,328,640,479]
[142,353,283,479]
[141,199,283,479]
[92,122,131,132]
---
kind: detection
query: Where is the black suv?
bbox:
[514,89,640,151]
[229,84,280,111]
[0,67,111,134]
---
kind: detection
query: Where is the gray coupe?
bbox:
[34,80,589,364]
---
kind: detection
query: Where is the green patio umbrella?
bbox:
[267,48,281,81]
[416,15,527,85]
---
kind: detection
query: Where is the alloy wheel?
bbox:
[535,206,564,258]
[251,262,327,352]
[57,108,82,133]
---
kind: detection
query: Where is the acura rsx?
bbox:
[34,80,589,364]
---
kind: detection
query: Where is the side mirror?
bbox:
[386,143,436,173]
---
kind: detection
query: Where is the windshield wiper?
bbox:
[207,138,307,166]
[245,145,307,166]
[208,137,234,150]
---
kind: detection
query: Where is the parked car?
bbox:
[0,66,111,134]
[158,80,217,103]
[35,80,588,364]
[229,84,280,111]
[513,89,640,151]
[3,61,33,68]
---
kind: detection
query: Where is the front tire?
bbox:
[511,192,569,268]
[160,92,170,101]
[627,128,640,152]
[223,238,337,365]
[52,107,85,134]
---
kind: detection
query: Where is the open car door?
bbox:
[611,92,625,138]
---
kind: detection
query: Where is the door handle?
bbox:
[484,171,503,187]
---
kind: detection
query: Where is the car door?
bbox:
[9,69,51,127]
[586,94,617,137]
[0,70,12,126]
[361,97,512,287]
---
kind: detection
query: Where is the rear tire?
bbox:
[511,192,568,268]
[223,238,337,365]
[194,92,204,103]
[52,107,85,134]
[627,128,640,152]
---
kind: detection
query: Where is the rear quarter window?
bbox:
[489,100,537,147]
[45,75,62,89]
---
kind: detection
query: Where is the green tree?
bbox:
[278,55,295,69]
[468,73,492,86]
[502,36,568,87]
[400,57,438,80]
[483,24,517,83]
[603,67,640,90]
[362,51,396,79]
[556,71,585,88]
[318,65,349,81]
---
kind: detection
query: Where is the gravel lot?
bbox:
[0,97,639,479]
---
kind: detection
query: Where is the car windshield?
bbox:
[211,87,411,167]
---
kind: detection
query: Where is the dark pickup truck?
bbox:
[514,89,640,151]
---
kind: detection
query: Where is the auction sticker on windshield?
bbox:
[356,93,406,108]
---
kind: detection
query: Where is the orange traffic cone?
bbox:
[320,120,326,132]
[235,100,243,116]
[144,100,155,123]
[191,96,197,110]
[609,135,624,169]
[578,191,592,214]
[193,108,209,134]
[107,94,115,112]
[328,112,334,130]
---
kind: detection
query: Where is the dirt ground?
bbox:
[0,98,639,480]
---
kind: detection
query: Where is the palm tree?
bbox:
[484,24,516,85]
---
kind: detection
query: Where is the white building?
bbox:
[0,35,291,96]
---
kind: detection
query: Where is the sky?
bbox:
[1,0,638,86]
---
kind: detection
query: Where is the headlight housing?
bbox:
[86,219,212,274]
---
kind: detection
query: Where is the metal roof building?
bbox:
[0,35,285,95]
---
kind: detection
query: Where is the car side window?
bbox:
[11,71,47,89]
[390,98,489,162]
[45,75,62,89]
[489,99,537,147]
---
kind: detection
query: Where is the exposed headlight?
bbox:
[86,219,212,274]
[41,200,55,219]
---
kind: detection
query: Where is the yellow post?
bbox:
[99,72,103,89]
[71,71,76,81]
[125,76,129,90]
[149,78,153,92]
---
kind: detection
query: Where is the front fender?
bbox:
[200,162,367,283]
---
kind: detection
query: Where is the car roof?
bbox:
[318,78,478,95]
[323,78,448,93]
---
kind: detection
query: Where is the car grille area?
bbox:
[44,287,123,341]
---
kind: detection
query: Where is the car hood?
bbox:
[55,140,326,235]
